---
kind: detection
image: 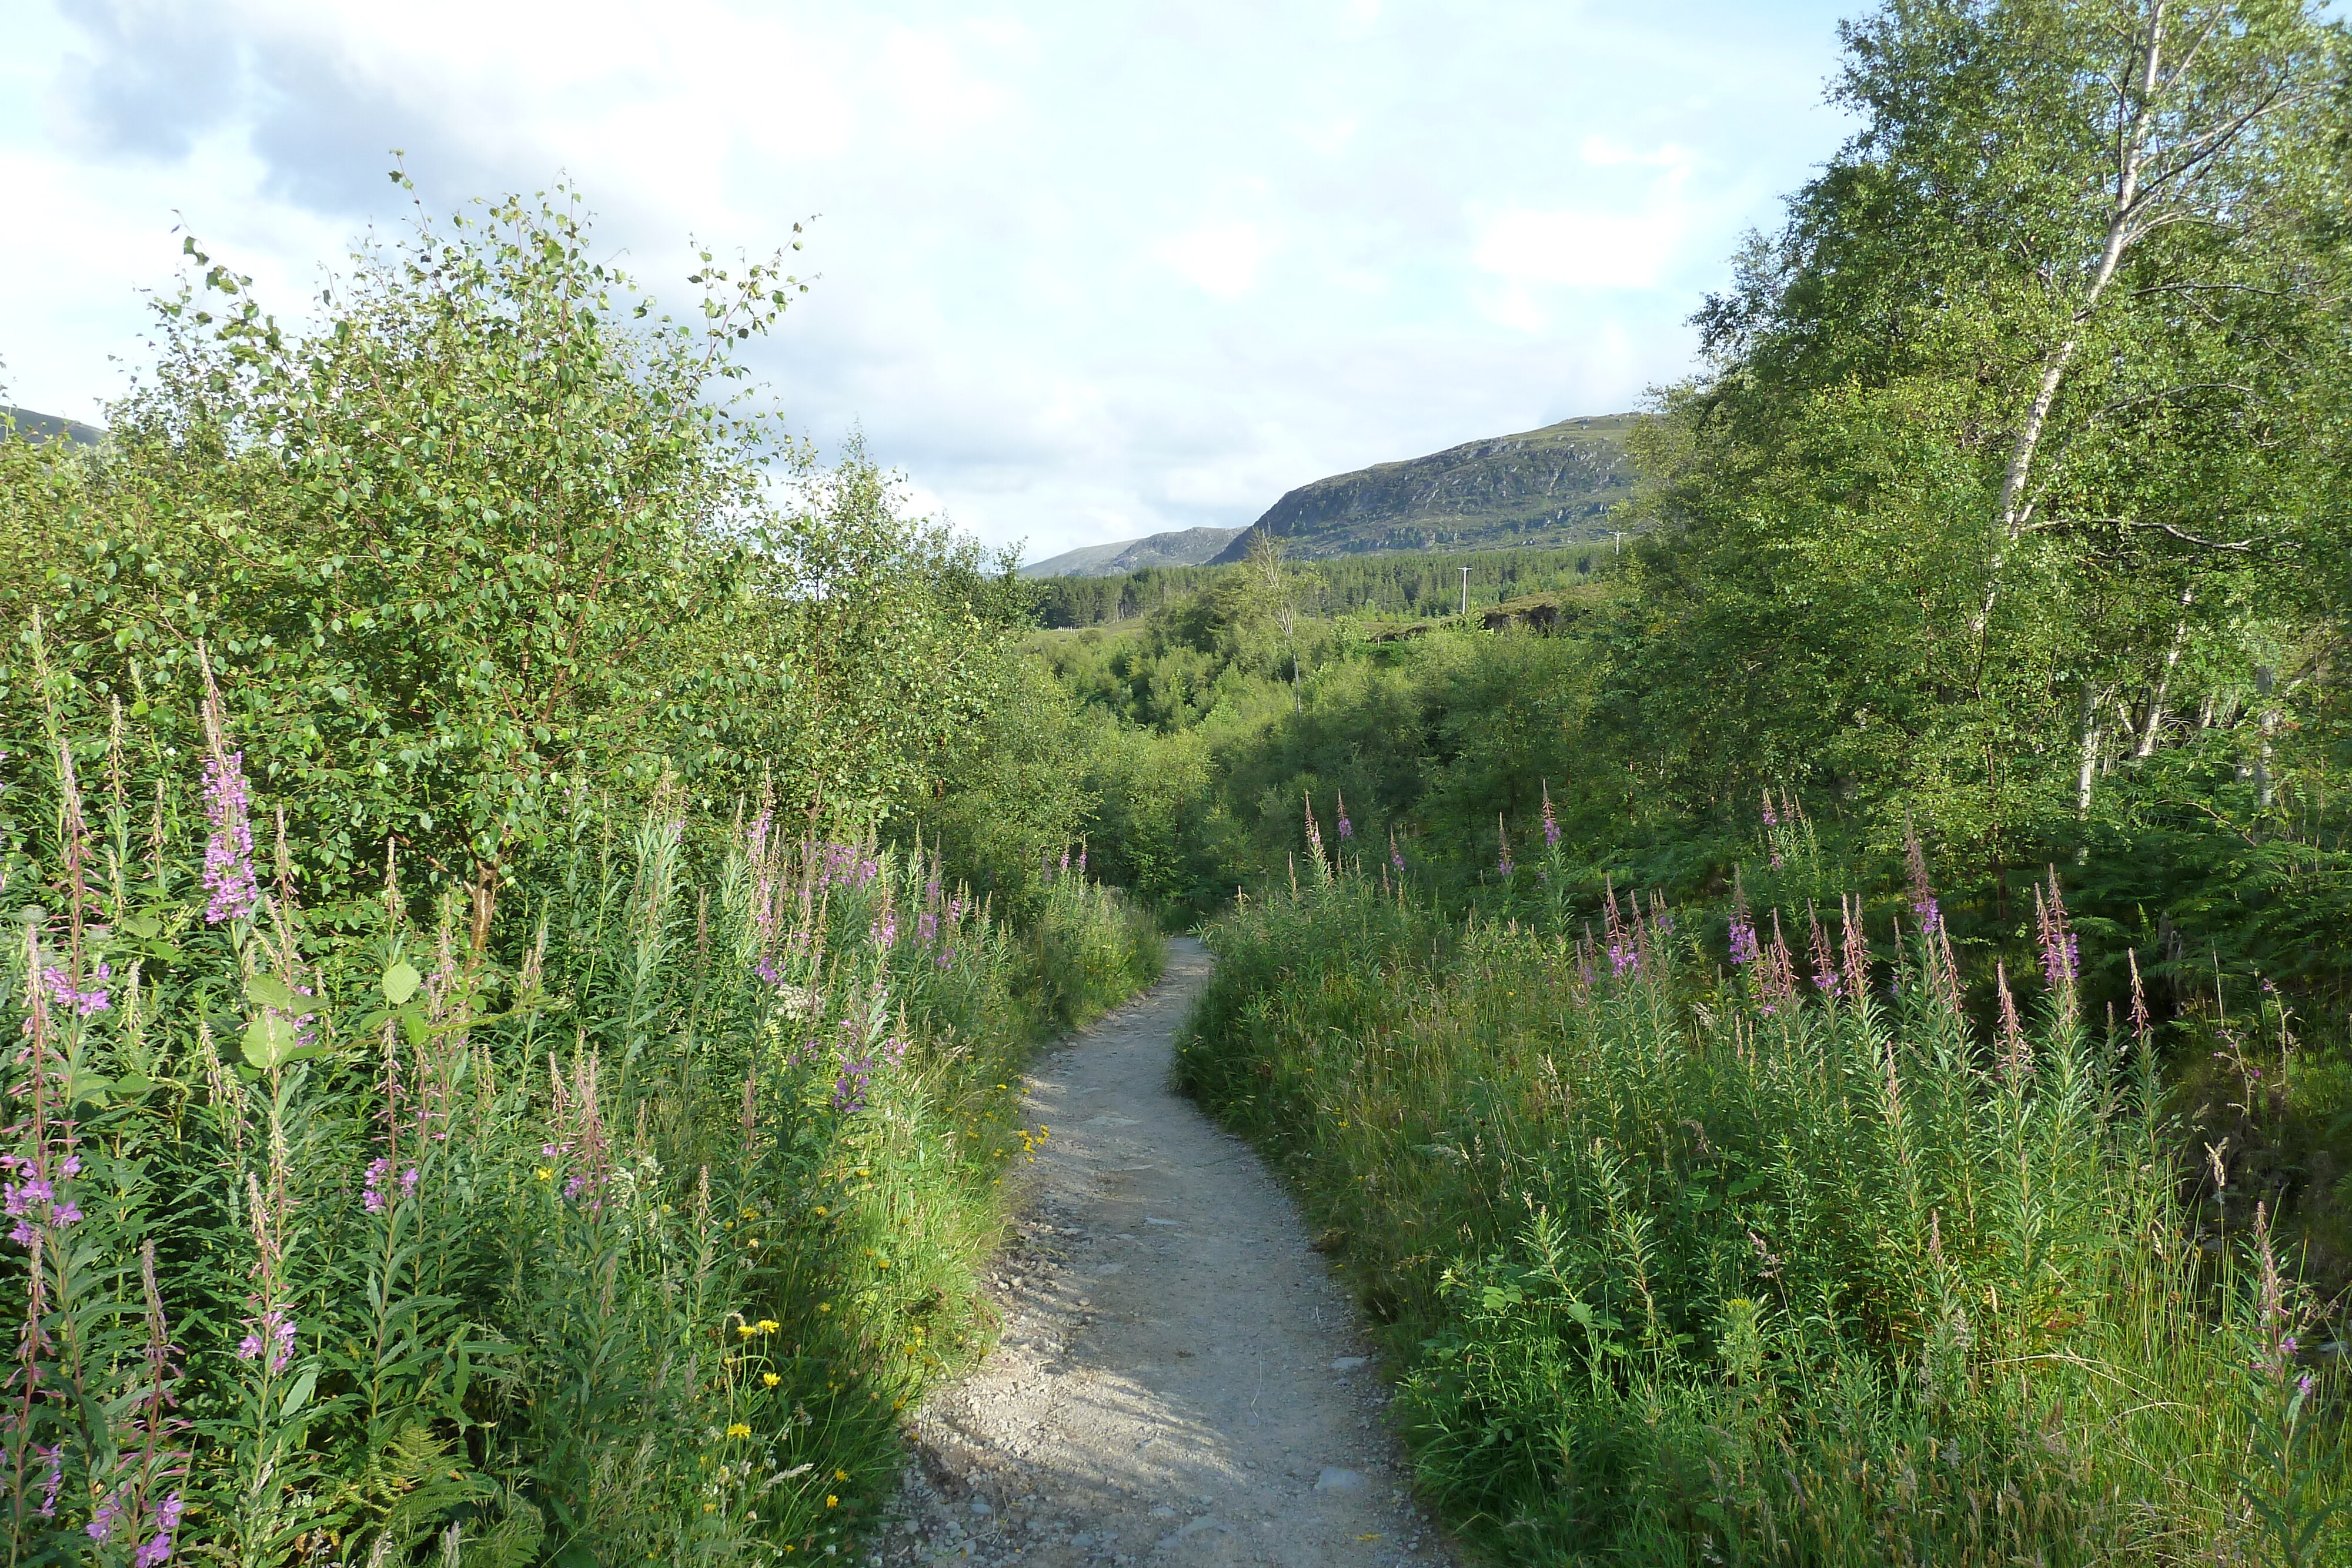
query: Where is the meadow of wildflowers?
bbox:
[0,678,1161,1565]
[1177,803,2350,1565]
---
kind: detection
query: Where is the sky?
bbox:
[0,0,1858,561]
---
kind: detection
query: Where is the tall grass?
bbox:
[1178,860,2347,1564]
[1,695,1161,1565]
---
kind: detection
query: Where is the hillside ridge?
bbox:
[2,406,105,446]
[1021,524,1244,579]
[1211,412,1638,564]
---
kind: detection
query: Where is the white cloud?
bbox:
[1471,203,1685,293]
[1,0,1857,558]
[879,27,1010,142]
[1157,220,1270,299]
[1579,135,1695,168]
[1297,115,1360,156]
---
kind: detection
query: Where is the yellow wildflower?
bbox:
[757,1319,780,1333]
[725,1423,752,1439]
[737,1324,758,1339]
[763,1372,781,1388]
[534,1167,554,1182]
[825,1495,838,1509]
[833,1469,849,1482]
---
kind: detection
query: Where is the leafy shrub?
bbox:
[1180,865,2348,1564]
[0,690,1155,1564]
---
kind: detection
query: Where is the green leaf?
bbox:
[400,1008,430,1049]
[242,1012,300,1070]
[119,912,161,940]
[383,960,423,1006]
[246,974,298,1011]
[282,1366,318,1420]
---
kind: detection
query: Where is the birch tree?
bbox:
[1636,0,2349,845]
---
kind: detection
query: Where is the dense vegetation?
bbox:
[1031,541,1623,630]
[7,0,2350,1563]
[1181,848,2348,1564]
[0,188,1159,1565]
[1027,0,2352,1561]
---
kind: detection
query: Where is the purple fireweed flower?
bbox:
[833,1058,874,1113]
[2036,873,2077,991]
[41,960,112,1016]
[1541,783,1560,850]
[917,911,939,945]
[363,1157,392,1213]
[238,1309,297,1373]
[871,912,897,948]
[1808,905,1840,998]
[1608,940,1639,979]
[202,750,261,924]
[36,1446,63,1518]
[399,1165,418,1200]
[1762,790,1778,828]
[1335,791,1353,841]
[89,1489,126,1543]
[1728,917,1760,967]
[1903,823,1940,935]
[1496,816,1512,878]
[5,1158,80,1245]
[1389,830,1405,875]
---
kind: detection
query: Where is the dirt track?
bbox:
[867,937,1453,1568]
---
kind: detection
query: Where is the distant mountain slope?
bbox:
[1211,414,1637,564]
[1022,525,1245,579]
[2,406,104,447]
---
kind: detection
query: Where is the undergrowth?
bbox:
[1,688,1161,1566]
[1178,845,2348,1565]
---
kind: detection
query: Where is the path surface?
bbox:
[868,938,1452,1568]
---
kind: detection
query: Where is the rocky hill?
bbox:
[2,406,105,446]
[1210,413,1636,564]
[1022,525,1245,579]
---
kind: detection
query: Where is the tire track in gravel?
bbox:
[867,937,1454,1568]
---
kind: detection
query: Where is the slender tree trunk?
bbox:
[2137,583,2195,757]
[2074,679,2113,862]
[1976,2,2167,644]
[2253,664,2276,811]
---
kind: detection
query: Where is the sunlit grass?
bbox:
[1180,872,2348,1565]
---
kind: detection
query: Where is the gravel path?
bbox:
[867,937,1454,1568]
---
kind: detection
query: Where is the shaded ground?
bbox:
[868,938,1452,1568]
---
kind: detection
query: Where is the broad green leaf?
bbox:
[246,974,298,1012]
[383,960,423,1006]
[242,1012,300,1070]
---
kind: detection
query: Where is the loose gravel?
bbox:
[865,938,1454,1568]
